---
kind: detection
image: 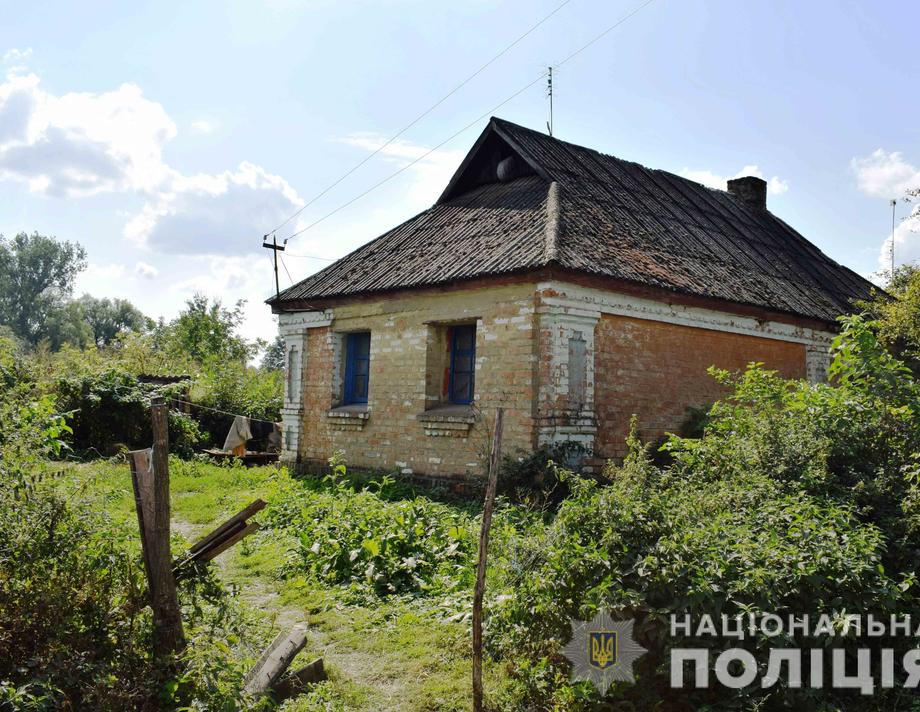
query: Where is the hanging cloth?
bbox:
[223,415,252,456]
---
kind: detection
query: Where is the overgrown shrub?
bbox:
[490,315,920,710]
[265,459,478,599]
[499,441,591,507]
[190,359,282,448]
[0,387,267,711]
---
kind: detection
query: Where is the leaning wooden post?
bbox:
[472,407,504,712]
[149,395,185,659]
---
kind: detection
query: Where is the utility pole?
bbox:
[546,66,554,137]
[890,199,897,279]
[263,232,285,300]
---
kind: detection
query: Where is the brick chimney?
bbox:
[727,176,767,210]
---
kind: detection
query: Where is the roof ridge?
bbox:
[544,180,560,264]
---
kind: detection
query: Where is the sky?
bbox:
[1,0,918,344]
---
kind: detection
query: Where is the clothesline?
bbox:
[167,397,280,426]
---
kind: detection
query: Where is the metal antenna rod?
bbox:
[890,199,897,279]
[546,66,553,136]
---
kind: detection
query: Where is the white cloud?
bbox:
[876,202,920,274]
[852,149,920,199]
[0,67,306,257]
[126,162,304,255]
[190,118,215,134]
[338,132,465,206]
[0,72,175,196]
[3,48,32,66]
[134,261,158,278]
[680,164,789,196]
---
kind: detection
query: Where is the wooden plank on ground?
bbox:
[198,522,261,561]
[270,658,326,702]
[188,499,266,556]
[244,623,310,695]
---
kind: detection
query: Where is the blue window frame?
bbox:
[343,332,371,405]
[448,325,476,405]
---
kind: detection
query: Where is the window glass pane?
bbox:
[453,373,471,399]
[344,331,371,404]
[454,354,473,374]
[452,326,470,351]
[355,375,368,399]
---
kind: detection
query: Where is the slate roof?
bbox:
[271,117,875,324]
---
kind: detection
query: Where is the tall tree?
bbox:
[45,301,94,350]
[0,232,87,344]
[261,334,285,371]
[859,262,920,374]
[162,294,255,363]
[77,294,151,346]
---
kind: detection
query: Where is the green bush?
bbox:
[490,316,920,710]
[265,459,478,599]
[53,367,200,456]
[190,359,282,448]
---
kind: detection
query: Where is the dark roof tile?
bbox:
[272,117,875,324]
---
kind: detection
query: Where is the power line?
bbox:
[279,253,294,285]
[282,73,549,242]
[554,0,656,67]
[168,398,279,426]
[265,0,576,239]
[283,251,336,261]
[282,0,657,245]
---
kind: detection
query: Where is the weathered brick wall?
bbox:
[297,283,538,483]
[593,314,807,460]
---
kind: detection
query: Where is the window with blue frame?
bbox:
[343,332,371,405]
[448,325,476,405]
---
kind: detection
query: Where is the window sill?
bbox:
[328,404,370,417]
[416,404,475,424]
[327,405,369,431]
[417,405,475,437]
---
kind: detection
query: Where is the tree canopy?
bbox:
[0,232,87,344]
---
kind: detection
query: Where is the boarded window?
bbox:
[568,333,586,408]
[286,345,299,401]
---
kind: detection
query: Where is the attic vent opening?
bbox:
[496,154,532,182]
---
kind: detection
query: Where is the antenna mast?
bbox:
[546,66,553,136]
[890,199,897,279]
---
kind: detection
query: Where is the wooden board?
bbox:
[129,449,156,593]
[270,658,326,702]
[243,623,309,695]
[188,499,266,557]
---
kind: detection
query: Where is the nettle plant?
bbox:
[265,456,479,599]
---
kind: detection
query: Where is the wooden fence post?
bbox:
[149,396,185,659]
[472,407,504,712]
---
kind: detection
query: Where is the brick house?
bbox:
[268,117,875,482]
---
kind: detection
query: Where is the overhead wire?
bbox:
[265,0,576,239]
[167,397,279,426]
[279,253,294,285]
[280,73,549,243]
[280,0,658,246]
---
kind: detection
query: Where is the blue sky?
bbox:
[1,0,918,343]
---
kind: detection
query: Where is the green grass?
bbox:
[56,457,512,711]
